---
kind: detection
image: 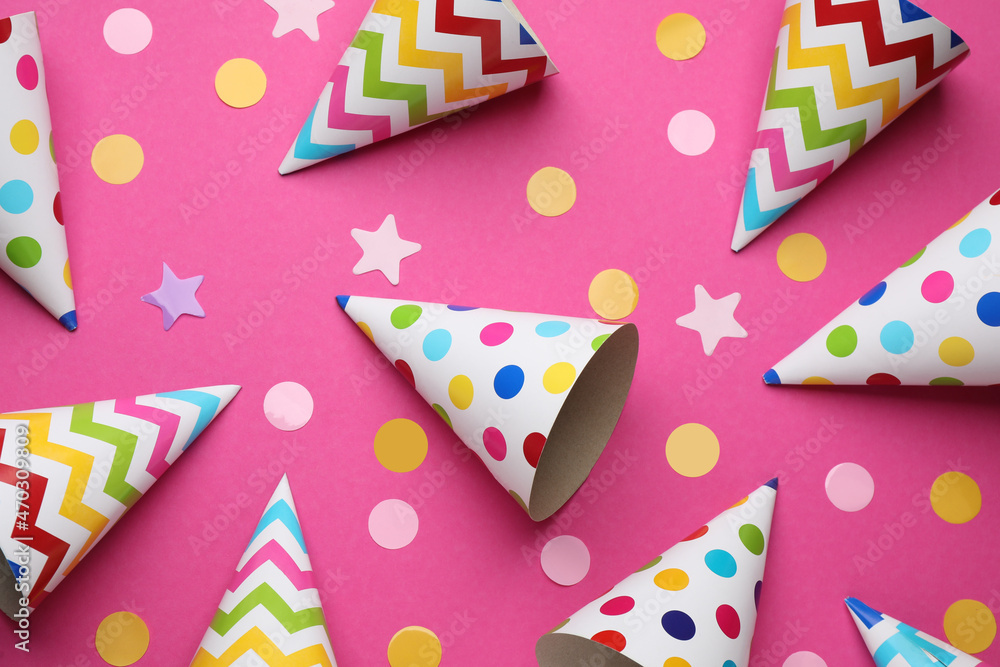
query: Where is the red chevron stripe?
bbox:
[435,0,549,86]
[111,400,180,479]
[813,0,968,89]
[327,64,393,140]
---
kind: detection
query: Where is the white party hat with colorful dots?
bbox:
[846,597,989,667]
[765,188,1000,386]
[0,12,76,330]
[536,479,778,667]
[336,295,639,521]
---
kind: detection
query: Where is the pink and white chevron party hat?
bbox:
[337,294,639,521]
[732,0,969,251]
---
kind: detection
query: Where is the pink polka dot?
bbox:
[599,596,635,616]
[783,651,828,667]
[921,270,954,303]
[17,55,38,90]
[483,427,507,461]
[716,604,741,639]
[480,322,513,346]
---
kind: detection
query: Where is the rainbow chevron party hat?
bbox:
[278,0,558,174]
[0,385,240,617]
[191,476,338,667]
[732,0,969,251]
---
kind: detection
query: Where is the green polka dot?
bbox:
[635,555,662,572]
[929,377,964,386]
[739,524,765,555]
[900,247,925,267]
[591,333,610,351]
[432,403,452,428]
[826,325,858,358]
[49,131,55,163]
[548,619,570,634]
[390,304,422,329]
[509,489,528,513]
[6,236,42,268]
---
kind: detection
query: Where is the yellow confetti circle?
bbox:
[10,119,39,155]
[588,269,639,320]
[542,362,576,394]
[215,58,267,108]
[665,423,720,478]
[388,626,442,667]
[374,418,428,473]
[95,611,149,666]
[91,134,144,185]
[656,13,706,61]
[777,233,827,282]
[943,599,997,654]
[526,167,577,217]
[930,471,982,524]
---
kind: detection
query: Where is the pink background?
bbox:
[2,0,999,665]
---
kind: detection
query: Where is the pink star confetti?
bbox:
[141,262,205,330]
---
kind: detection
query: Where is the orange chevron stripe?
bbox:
[372,0,509,104]
[782,3,908,127]
[10,412,111,573]
[190,627,333,667]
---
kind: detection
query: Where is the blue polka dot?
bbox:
[535,321,571,337]
[858,281,887,306]
[493,365,524,399]
[977,292,1000,327]
[959,228,991,258]
[763,369,780,385]
[724,662,737,667]
[705,549,737,578]
[447,305,478,311]
[422,329,452,361]
[880,320,914,354]
[661,610,696,640]
[0,180,33,214]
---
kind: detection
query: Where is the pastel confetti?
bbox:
[536,480,778,667]
[96,612,149,666]
[825,462,874,512]
[665,423,720,478]
[732,0,969,251]
[944,600,996,654]
[540,535,591,586]
[656,13,706,60]
[776,233,827,282]
[374,418,428,472]
[527,167,577,217]
[675,285,748,355]
[215,58,267,108]
[0,11,76,330]
[369,499,419,549]
[0,384,240,617]
[263,381,315,431]
[388,627,442,667]
[262,0,334,41]
[783,652,828,667]
[588,269,639,320]
[140,262,205,330]
[91,134,144,184]
[930,471,982,524]
[337,294,639,521]
[351,214,421,285]
[765,189,1000,386]
[103,9,153,55]
[667,110,715,156]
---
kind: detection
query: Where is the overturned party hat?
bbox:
[0,384,240,617]
[765,188,1000,386]
[846,597,992,666]
[337,295,639,521]
[536,479,778,667]
[191,475,339,667]
[1,11,77,329]
[278,0,558,174]
[732,0,970,251]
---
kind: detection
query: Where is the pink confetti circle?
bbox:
[103,8,153,55]
[263,381,314,431]
[783,651,828,667]
[667,109,715,156]
[540,535,591,586]
[825,462,875,512]
[368,499,419,549]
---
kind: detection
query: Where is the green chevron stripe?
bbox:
[352,29,449,127]
[69,403,141,506]
[210,583,325,635]
[765,48,867,157]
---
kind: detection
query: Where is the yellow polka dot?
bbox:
[588,269,639,320]
[930,472,981,524]
[664,659,692,667]
[939,337,975,367]
[215,58,267,108]
[803,376,834,385]
[777,233,827,282]
[509,489,529,513]
[357,321,374,342]
[374,418,428,473]
[388,626,442,667]
[10,119,39,155]
[656,13,706,60]
[526,167,576,217]
[63,260,72,289]
[949,211,971,229]
[95,611,149,666]
[944,600,997,654]
[654,568,689,591]
[542,362,576,394]
[729,496,749,508]
[91,134,144,184]
[448,374,474,410]
[665,423,720,477]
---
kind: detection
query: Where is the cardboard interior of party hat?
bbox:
[528,323,639,521]
[0,551,21,620]
[536,632,643,667]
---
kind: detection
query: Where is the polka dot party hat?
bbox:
[191,476,339,667]
[536,479,778,667]
[765,187,1000,386]
[846,597,991,667]
[731,0,969,251]
[337,295,639,521]
[0,12,76,330]
[278,0,558,174]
